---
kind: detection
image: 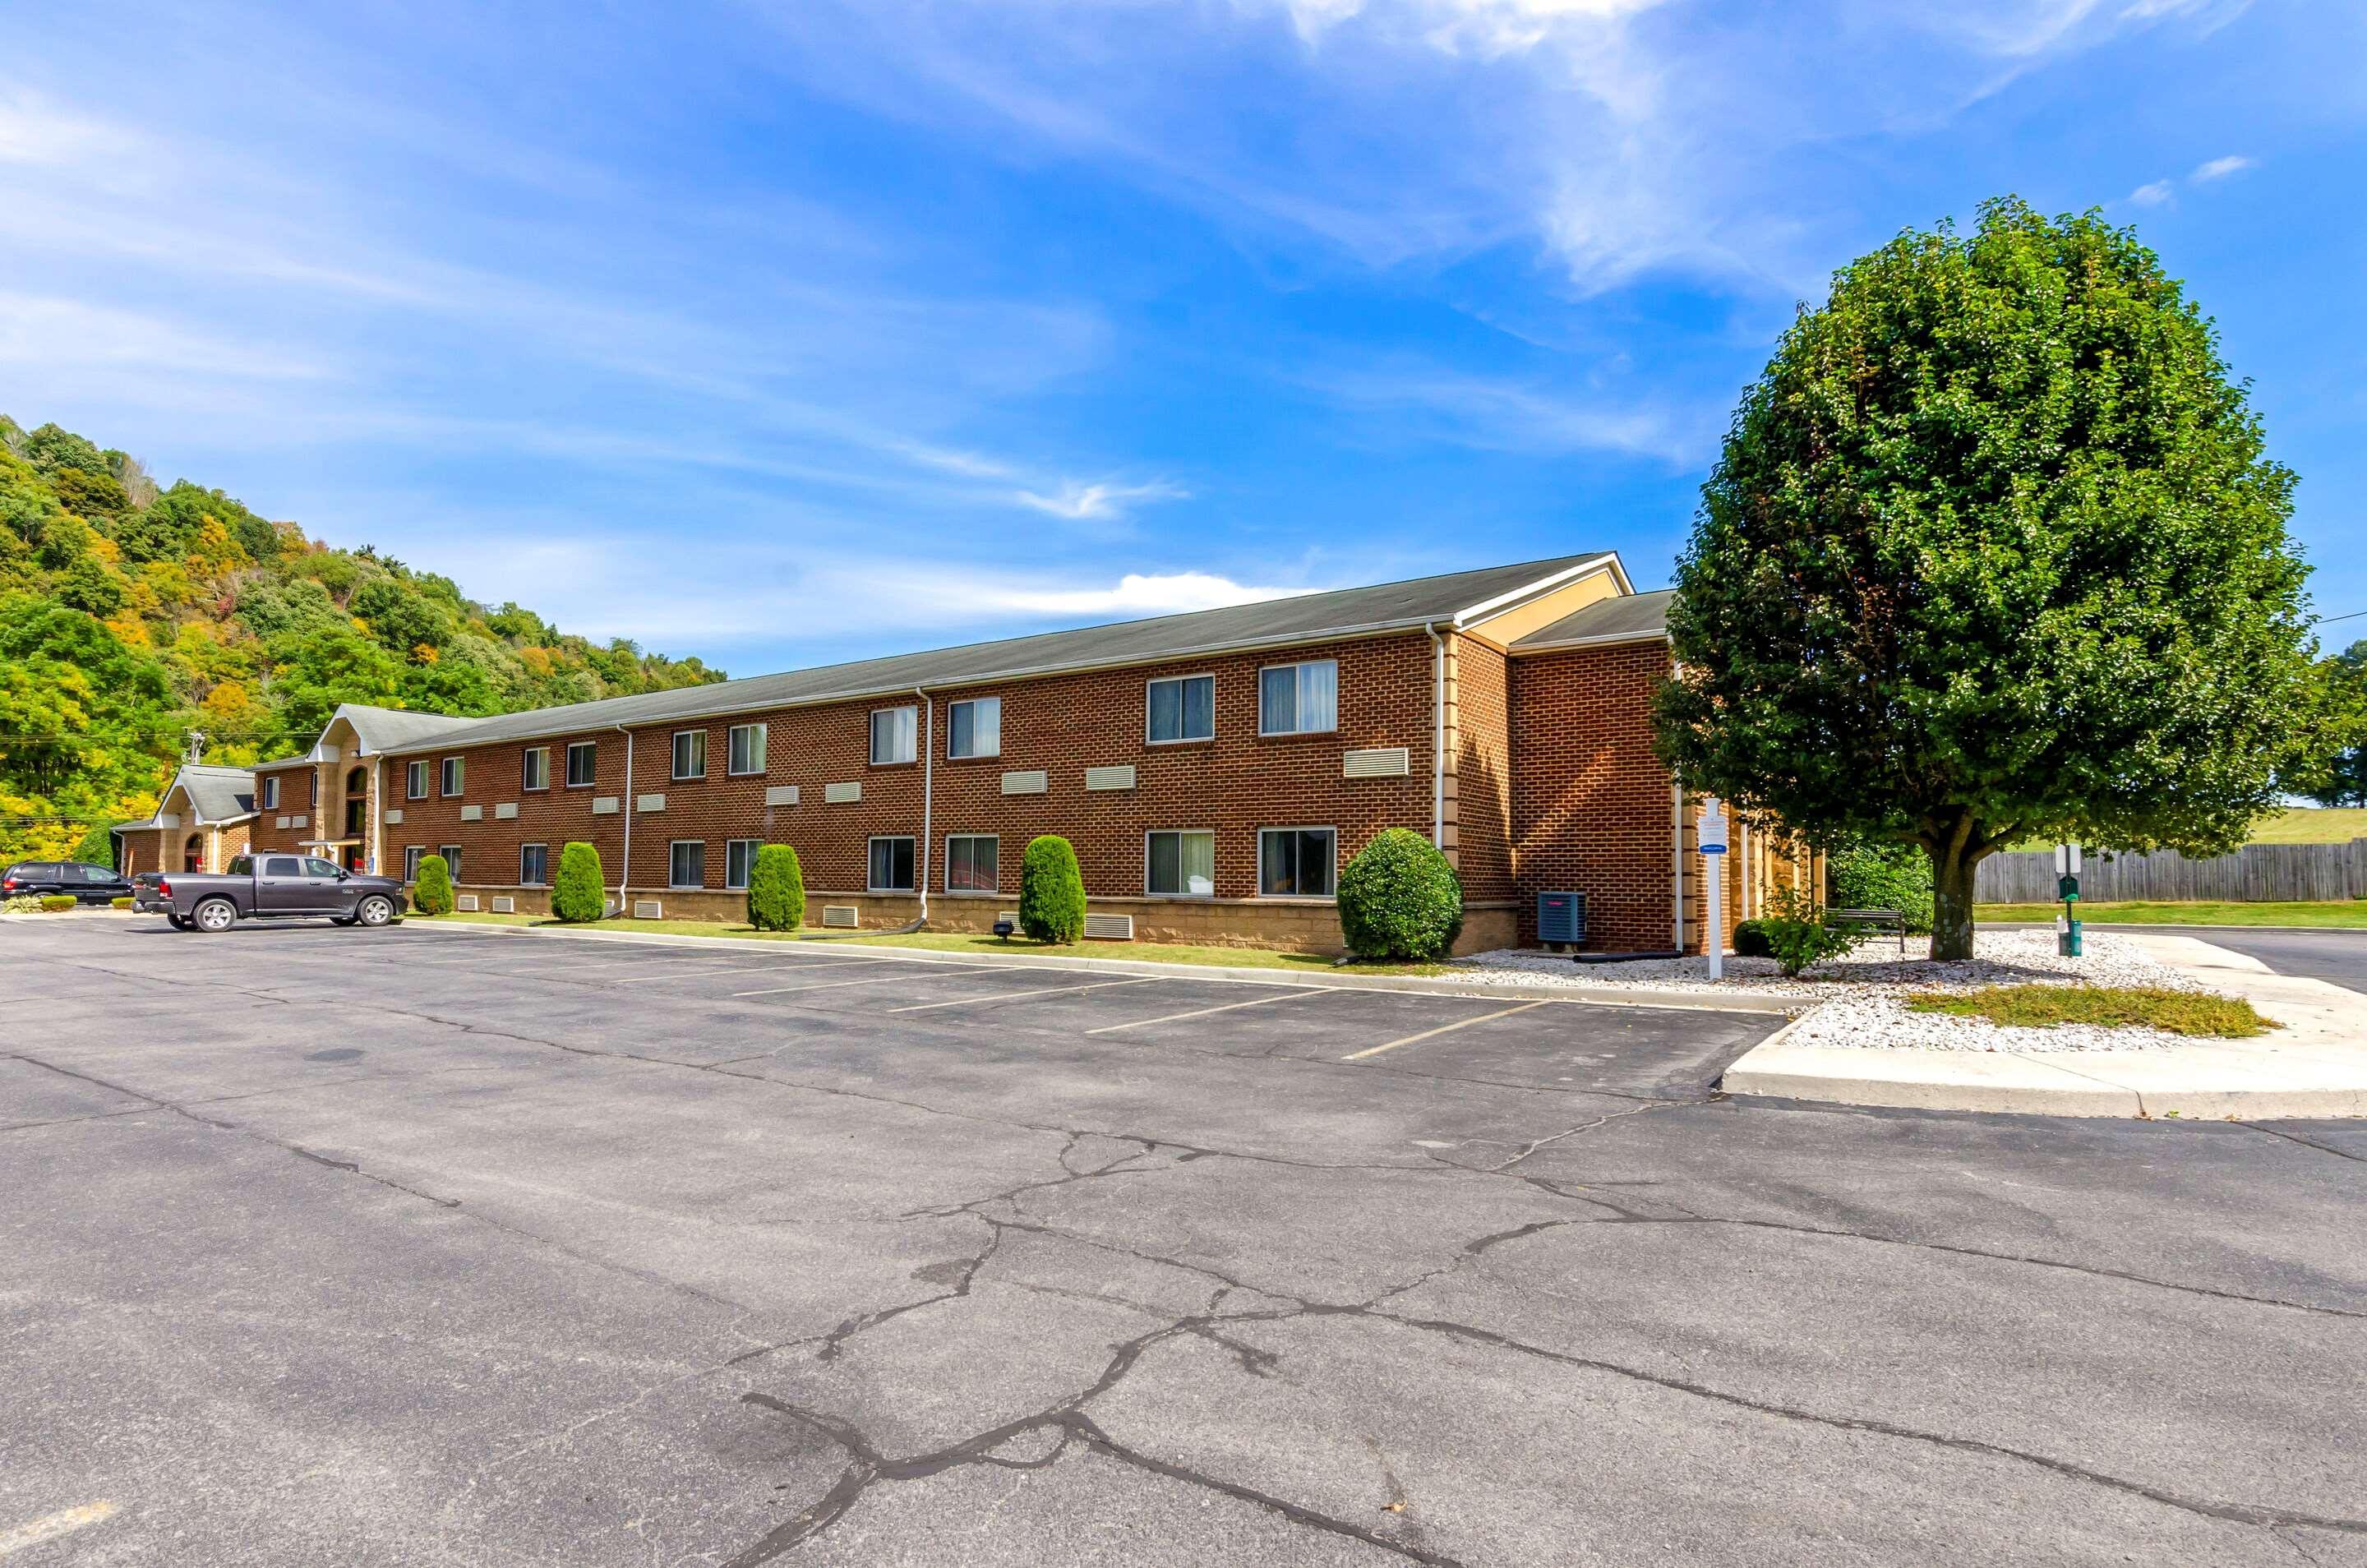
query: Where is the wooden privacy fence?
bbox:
[1975,840,2367,903]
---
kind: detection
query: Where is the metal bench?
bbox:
[1829,906,1908,955]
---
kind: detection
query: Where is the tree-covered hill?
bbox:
[1,415,724,864]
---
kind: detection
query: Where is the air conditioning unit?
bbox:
[822,905,860,928]
[1536,890,1586,950]
[491,896,514,914]
[633,899,662,920]
[1083,912,1135,941]
[456,894,480,912]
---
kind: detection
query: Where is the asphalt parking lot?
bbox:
[5,916,2364,1566]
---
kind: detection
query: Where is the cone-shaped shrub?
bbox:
[552,842,606,923]
[1336,828,1463,961]
[747,843,805,932]
[412,853,454,916]
[1018,834,1087,944]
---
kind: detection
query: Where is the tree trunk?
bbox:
[1930,841,1977,962]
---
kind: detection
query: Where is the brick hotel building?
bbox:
[131,553,1811,955]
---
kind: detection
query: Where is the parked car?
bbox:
[2,860,133,905]
[155,854,406,933]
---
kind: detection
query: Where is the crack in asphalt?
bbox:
[2240,1122,2366,1164]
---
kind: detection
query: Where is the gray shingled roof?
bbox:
[381,553,1614,754]
[338,703,482,753]
[1513,588,1674,649]
[178,765,256,823]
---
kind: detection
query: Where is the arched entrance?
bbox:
[182,832,205,872]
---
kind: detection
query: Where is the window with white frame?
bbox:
[261,776,282,809]
[668,839,705,889]
[1258,661,1337,736]
[724,838,760,890]
[727,723,766,776]
[671,729,707,781]
[870,706,917,765]
[404,762,427,800]
[440,757,464,796]
[947,699,999,759]
[1257,828,1335,897]
[944,835,997,892]
[519,843,549,885]
[868,835,916,892]
[1147,830,1216,897]
[565,740,597,787]
[1147,676,1215,745]
[402,846,422,882]
[522,746,549,791]
[438,845,464,881]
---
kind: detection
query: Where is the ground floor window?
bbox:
[438,845,464,882]
[668,840,705,889]
[519,843,549,886]
[724,838,759,890]
[945,834,997,892]
[868,835,916,892]
[1257,828,1335,898]
[1147,830,1215,897]
[403,846,422,882]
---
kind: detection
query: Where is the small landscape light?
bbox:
[993,919,1015,942]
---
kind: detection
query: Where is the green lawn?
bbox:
[409,911,1443,975]
[2247,807,2367,845]
[1975,900,2367,928]
[1908,985,2273,1038]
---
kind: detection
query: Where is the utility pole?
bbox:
[184,731,207,766]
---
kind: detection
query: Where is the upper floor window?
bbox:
[404,761,427,800]
[1147,675,1215,745]
[261,776,281,810]
[1258,660,1337,736]
[440,757,464,797]
[727,723,767,776]
[522,746,549,791]
[870,706,917,766]
[565,740,597,787]
[671,729,707,781]
[947,698,999,759]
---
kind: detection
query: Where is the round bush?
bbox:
[1830,842,1936,934]
[1018,835,1087,944]
[412,853,454,916]
[1336,828,1463,961]
[746,844,805,932]
[1733,918,1774,958]
[551,841,606,923]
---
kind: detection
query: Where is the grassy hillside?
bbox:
[2247,807,2367,844]
[1,416,723,864]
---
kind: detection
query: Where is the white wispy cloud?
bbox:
[2192,154,2255,181]
[2125,179,2176,207]
[0,293,330,381]
[2120,151,2257,210]
[910,569,1313,620]
[1307,364,1705,463]
[1013,479,1191,522]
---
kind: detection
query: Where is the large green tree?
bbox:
[2295,641,2367,807]
[1654,198,2332,959]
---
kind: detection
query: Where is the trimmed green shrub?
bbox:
[1336,828,1464,961]
[747,844,805,931]
[1830,842,1936,933]
[1018,835,1087,943]
[39,895,78,912]
[110,896,135,910]
[1732,918,1774,958]
[551,842,606,923]
[412,853,455,915]
[1760,888,1865,977]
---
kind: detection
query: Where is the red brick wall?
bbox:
[1508,641,1679,952]
[1451,634,1514,902]
[247,763,316,856]
[382,633,1443,911]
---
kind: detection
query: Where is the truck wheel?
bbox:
[168,914,193,931]
[191,898,238,934]
[354,895,395,928]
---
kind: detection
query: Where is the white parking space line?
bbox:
[885,976,1165,1013]
[0,1501,119,1556]
[1086,987,1334,1035]
[729,961,1005,998]
[600,964,784,984]
[1341,999,1555,1060]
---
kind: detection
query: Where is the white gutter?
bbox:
[370,757,382,876]
[614,723,635,910]
[1425,623,1446,849]
[1503,630,1673,657]
[916,689,932,923]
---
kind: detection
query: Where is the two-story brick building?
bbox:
[240,552,1810,955]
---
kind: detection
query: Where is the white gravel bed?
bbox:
[1457,929,2226,1052]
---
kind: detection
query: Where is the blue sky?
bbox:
[4,0,2362,675]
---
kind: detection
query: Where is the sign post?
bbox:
[2054,842,2083,957]
[1699,797,1728,981]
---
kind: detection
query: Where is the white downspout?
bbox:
[369,756,382,876]
[614,723,634,914]
[1425,623,1446,849]
[1672,783,1686,953]
[915,688,932,923]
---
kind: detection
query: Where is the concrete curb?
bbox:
[413,919,1801,1015]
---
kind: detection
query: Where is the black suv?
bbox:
[2,860,134,904]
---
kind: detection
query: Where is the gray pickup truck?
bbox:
[158,853,408,933]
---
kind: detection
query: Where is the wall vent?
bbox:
[289,814,309,828]
[275,815,292,828]
[456,893,480,912]
[1083,764,1136,792]
[822,904,860,928]
[764,785,800,807]
[1001,770,1049,795]
[491,895,515,914]
[637,793,667,814]
[824,781,862,805]
[494,802,519,820]
[1342,746,1411,779]
[1082,912,1135,941]
[383,809,404,825]
[591,796,619,815]
[633,898,664,920]
[460,804,485,822]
